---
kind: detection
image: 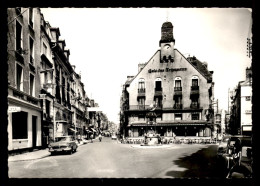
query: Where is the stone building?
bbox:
[120,21,214,138]
[229,67,252,136]
[7,8,94,152]
[39,12,55,147]
[7,8,43,151]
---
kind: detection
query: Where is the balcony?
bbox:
[137,88,146,98]
[190,86,200,95]
[173,103,183,109]
[154,88,163,97]
[190,103,200,109]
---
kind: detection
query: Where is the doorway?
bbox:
[32,115,37,148]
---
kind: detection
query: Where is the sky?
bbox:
[40,8,252,124]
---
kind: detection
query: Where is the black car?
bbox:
[222,135,252,178]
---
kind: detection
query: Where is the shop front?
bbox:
[128,122,212,138]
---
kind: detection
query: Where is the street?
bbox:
[8,137,226,178]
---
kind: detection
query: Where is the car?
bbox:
[111,134,117,140]
[49,136,78,155]
[222,135,252,178]
[217,135,231,158]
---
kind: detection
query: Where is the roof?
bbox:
[187,56,213,81]
[162,22,173,28]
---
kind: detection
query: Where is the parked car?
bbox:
[223,135,252,178]
[49,136,78,155]
[217,135,231,158]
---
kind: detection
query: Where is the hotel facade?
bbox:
[120,21,215,138]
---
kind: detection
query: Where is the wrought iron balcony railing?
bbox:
[173,103,183,109]
[191,86,199,91]
[190,103,200,109]
[174,87,182,91]
[138,88,145,93]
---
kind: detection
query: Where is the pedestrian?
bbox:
[90,134,94,143]
[98,133,102,142]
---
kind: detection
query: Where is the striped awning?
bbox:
[128,123,206,127]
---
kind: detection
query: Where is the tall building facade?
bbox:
[7,8,101,153]
[229,67,252,136]
[120,21,214,138]
[7,8,43,151]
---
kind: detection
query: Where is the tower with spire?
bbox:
[160,22,175,62]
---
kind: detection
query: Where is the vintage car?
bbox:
[222,135,252,178]
[49,136,78,155]
[217,135,232,158]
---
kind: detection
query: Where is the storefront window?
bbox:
[12,112,28,139]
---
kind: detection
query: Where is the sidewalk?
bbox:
[8,148,51,162]
[8,139,97,162]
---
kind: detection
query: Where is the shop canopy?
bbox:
[128,123,206,127]
[69,128,77,132]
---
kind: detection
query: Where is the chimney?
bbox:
[246,66,252,82]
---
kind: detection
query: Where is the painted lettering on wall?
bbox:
[148,68,187,73]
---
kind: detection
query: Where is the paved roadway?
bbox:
[8,137,226,178]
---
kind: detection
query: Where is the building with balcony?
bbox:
[229,67,252,136]
[120,21,214,138]
[7,8,43,151]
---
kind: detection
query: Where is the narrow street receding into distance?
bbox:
[8,137,225,178]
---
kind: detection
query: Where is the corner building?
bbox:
[122,22,214,138]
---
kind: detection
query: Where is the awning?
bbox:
[91,128,97,132]
[128,123,206,127]
[69,128,77,132]
[55,120,68,123]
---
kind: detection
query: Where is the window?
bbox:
[174,77,182,91]
[138,79,145,89]
[46,100,50,116]
[154,97,162,108]
[191,76,199,90]
[192,113,200,120]
[155,78,162,91]
[62,77,66,102]
[138,79,145,93]
[15,20,22,51]
[174,95,182,109]
[175,113,182,120]
[29,73,35,96]
[29,8,34,28]
[29,37,34,65]
[43,42,47,56]
[192,79,198,86]
[16,63,23,91]
[138,98,145,109]
[191,97,199,108]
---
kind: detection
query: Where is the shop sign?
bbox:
[148,68,187,73]
[8,106,21,113]
[245,110,252,114]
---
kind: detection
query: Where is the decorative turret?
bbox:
[160,22,175,63]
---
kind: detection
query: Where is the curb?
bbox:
[8,153,51,162]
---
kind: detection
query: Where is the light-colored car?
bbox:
[217,135,231,157]
[49,136,78,155]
